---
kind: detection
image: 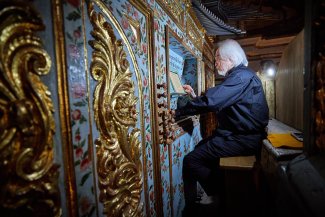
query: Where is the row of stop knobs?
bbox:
[157,82,176,145]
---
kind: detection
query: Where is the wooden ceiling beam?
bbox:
[244,45,288,54]
[255,36,295,47]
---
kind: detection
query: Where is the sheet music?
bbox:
[170,71,185,94]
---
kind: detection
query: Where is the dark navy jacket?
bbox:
[177,64,269,139]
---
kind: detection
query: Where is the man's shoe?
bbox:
[199,193,219,205]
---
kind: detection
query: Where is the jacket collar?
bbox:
[226,63,245,76]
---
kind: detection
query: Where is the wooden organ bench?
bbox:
[220,155,257,170]
[217,118,304,216]
[219,155,262,216]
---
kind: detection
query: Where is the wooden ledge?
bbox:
[220,156,256,170]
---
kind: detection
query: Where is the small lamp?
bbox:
[260,60,277,80]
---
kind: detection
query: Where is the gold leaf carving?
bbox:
[0,2,61,216]
[157,0,185,29]
[123,13,141,49]
[169,0,183,22]
[87,3,143,216]
[186,15,202,51]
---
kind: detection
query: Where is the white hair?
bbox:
[217,39,248,67]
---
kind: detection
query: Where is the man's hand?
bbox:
[183,84,196,98]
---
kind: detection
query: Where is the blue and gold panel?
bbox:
[62,0,156,216]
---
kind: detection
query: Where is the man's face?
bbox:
[215,49,232,76]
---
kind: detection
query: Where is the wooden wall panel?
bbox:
[276,30,304,130]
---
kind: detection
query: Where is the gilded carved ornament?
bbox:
[186,15,203,51]
[0,2,61,216]
[123,12,141,49]
[157,0,185,29]
[169,0,184,22]
[87,3,143,216]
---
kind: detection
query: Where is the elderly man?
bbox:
[177,39,269,216]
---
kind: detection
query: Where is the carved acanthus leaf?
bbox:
[0,2,61,216]
[88,2,143,216]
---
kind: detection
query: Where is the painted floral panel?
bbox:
[85,0,155,216]
[172,126,201,217]
[63,1,97,216]
[107,1,155,216]
[154,2,203,217]
[182,58,198,94]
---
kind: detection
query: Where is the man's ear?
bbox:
[227,58,235,68]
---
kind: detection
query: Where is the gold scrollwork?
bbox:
[169,1,184,22]
[0,2,61,216]
[87,3,143,216]
[157,0,185,30]
[123,12,141,49]
[186,15,203,52]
